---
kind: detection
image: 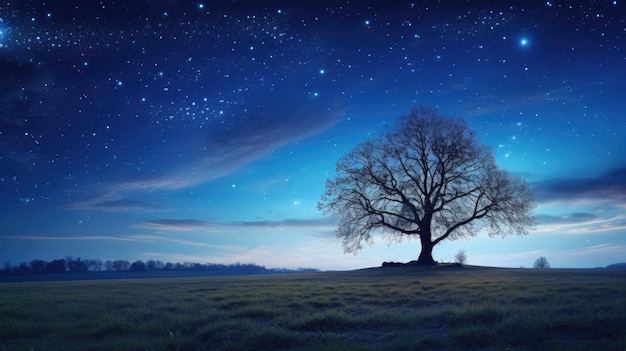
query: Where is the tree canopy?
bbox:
[318,107,535,265]
[534,256,550,269]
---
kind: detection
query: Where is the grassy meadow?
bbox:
[1,266,625,350]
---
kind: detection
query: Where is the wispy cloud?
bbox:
[565,221,626,234]
[532,167,626,204]
[136,219,219,231]
[125,234,236,250]
[534,213,626,234]
[117,105,345,192]
[0,234,142,242]
[0,233,237,250]
[136,217,336,232]
[535,212,599,225]
[65,103,345,213]
[68,195,162,212]
[529,168,626,235]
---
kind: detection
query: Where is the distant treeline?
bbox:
[0,256,319,278]
[606,262,626,269]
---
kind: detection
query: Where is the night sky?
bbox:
[1,1,625,270]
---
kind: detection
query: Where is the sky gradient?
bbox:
[1,1,625,270]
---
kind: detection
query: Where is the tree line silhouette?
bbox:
[1,256,318,278]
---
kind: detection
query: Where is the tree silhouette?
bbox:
[67,257,88,272]
[112,259,130,271]
[534,256,550,269]
[319,107,535,265]
[45,259,66,274]
[130,260,146,271]
[30,259,47,274]
[454,250,467,265]
[0,256,319,278]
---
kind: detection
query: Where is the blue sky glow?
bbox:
[1,1,625,270]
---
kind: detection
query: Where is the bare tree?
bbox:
[85,259,103,271]
[130,260,146,271]
[533,256,550,269]
[94,259,103,271]
[319,107,535,265]
[112,259,130,271]
[30,259,47,274]
[17,262,29,274]
[454,250,467,265]
[67,257,87,272]
[146,259,157,271]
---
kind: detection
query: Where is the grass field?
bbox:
[1,266,625,350]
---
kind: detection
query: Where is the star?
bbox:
[0,0,624,272]
[519,38,529,47]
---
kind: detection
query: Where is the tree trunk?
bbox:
[417,230,437,265]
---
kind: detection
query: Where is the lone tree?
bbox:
[318,107,535,265]
[533,256,550,269]
[454,250,468,265]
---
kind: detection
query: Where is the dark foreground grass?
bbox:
[1,266,625,350]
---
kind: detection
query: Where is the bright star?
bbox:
[520,38,529,47]
[0,23,7,48]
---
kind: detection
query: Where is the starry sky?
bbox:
[1,1,625,270]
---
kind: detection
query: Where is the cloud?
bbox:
[125,234,238,250]
[114,103,345,192]
[65,99,345,214]
[233,218,337,229]
[534,212,626,234]
[529,168,626,235]
[0,234,141,242]
[137,219,219,231]
[0,233,238,251]
[565,220,626,234]
[532,167,626,204]
[535,212,599,225]
[137,217,336,232]
[69,198,162,212]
